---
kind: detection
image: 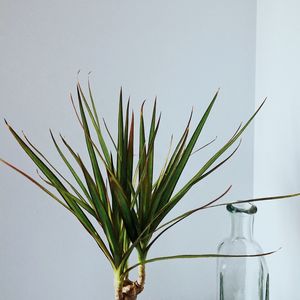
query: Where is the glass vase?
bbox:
[216,203,269,300]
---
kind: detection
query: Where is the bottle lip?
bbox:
[226,202,257,215]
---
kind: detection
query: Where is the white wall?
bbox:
[0,1,257,299]
[255,0,300,299]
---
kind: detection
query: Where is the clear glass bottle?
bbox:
[217,203,269,300]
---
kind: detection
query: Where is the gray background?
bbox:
[2,0,295,299]
[254,0,300,299]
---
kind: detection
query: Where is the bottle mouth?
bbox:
[226,202,257,215]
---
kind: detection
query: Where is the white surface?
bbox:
[0,1,256,299]
[254,0,300,299]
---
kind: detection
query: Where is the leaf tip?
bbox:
[157,111,162,123]
[49,128,54,138]
[187,108,193,127]
[21,130,27,140]
[141,100,146,114]
[262,96,268,104]
[69,92,74,102]
[119,86,123,99]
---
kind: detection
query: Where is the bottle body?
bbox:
[217,203,269,300]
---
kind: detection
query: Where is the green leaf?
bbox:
[147,98,157,186]
[138,101,147,222]
[22,131,91,206]
[36,168,97,218]
[65,189,114,264]
[108,173,139,242]
[77,85,108,209]
[157,109,193,183]
[126,111,134,195]
[49,130,93,205]
[124,249,279,275]
[77,155,121,262]
[88,79,101,128]
[148,125,189,219]
[143,99,157,216]
[0,158,69,210]
[78,82,111,164]
[208,192,300,210]
[103,118,118,152]
[146,185,232,250]
[169,100,266,210]
[124,97,130,155]
[167,138,242,212]
[150,99,265,233]
[117,88,125,185]
[0,157,113,266]
[191,135,217,156]
[156,90,219,207]
[148,91,218,228]
[129,114,161,212]
[152,135,173,191]
[60,189,96,218]
[5,121,72,199]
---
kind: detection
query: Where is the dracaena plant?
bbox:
[2,82,299,300]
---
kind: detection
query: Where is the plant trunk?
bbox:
[137,264,145,288]
[114,264,145,300]
[124,295,137,300]
[114,270,123,300]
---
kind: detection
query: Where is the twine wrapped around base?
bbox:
[115,264,145,299]
[122,279,143,300]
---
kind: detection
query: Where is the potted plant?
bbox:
[1,81,299,299]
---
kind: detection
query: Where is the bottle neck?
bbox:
[230,212,254,239]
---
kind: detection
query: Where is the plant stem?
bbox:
[114,254,146,300]
[138,264,145,288]
[114,270,123,300]
[137,253,146,290]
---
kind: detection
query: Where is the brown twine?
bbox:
[122,279,144,300]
